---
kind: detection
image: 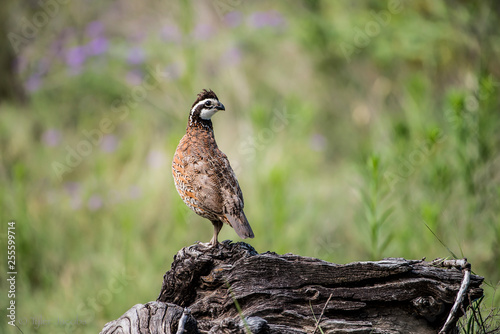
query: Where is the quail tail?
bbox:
[225,211,254,239]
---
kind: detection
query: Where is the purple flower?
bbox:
[64,182,81,197]
[310,133,327,151]
[192,23,215,41]
[125,69,143,85]
[126,47,146,65]
[25,75,41,92]
[100,135,118,153]
[88,194,103,211]
[248,10,286,29]
[224,11,242,28]
[161,24,181,43]
[65,46,87,71]
[42,129,61,147]
[86,37,109,56]
[86,21,104,38]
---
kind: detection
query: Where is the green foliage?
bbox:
[1,1,499,333]
[359,155,394,260]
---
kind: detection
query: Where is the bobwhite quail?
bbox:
[172,89,254,247]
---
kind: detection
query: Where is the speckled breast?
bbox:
[172,148,218,221]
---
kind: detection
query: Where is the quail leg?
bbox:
[197,220,223,248]
[209,220,223,247]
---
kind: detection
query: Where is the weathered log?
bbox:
[101,241,483,334]
[99,301,198,334]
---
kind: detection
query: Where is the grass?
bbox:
[459,296,500,334]
[359,154,394,260]
[226,281,251,334]
[310,293,333,334]
[1,1,499,333]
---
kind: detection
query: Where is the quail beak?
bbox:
[216,102,225,111]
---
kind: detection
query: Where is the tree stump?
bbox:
[100,241,483,334]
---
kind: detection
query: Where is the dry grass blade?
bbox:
[312,293,333,334]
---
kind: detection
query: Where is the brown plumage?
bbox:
[172,89,254,247]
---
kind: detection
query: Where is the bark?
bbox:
[100,302,198,334]
[101,241,483,334]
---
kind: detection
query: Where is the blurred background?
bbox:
[1,1,499,333]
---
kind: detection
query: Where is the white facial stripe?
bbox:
[200,109,217,120]
[190,98,219,113]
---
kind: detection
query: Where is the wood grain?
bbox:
[101,241,483,334]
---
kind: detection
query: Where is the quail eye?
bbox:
[204,101,211,107]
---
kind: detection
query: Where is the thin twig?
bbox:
[431,258,467,268]
[467,295,487,334]
[312,293,333,334]
[439,261,471,334]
